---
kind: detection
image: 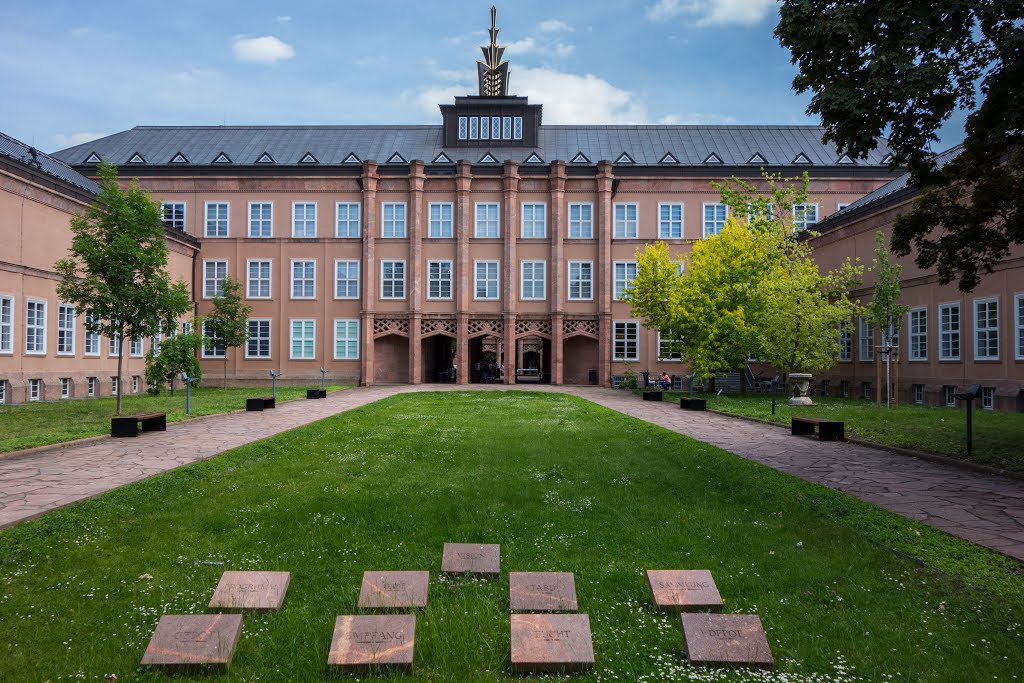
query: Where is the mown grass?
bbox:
[0,392,1021,682]
[0,385,346,453]
[666,392,1024,473]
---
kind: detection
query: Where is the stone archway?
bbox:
[563,335,599,385]
[374,334,409,384]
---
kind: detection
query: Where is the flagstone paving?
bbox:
[0,385,1022,563]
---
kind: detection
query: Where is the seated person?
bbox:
[659,372,671,390]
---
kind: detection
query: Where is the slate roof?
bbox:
[0,131,99,194]
[51,125,894,168]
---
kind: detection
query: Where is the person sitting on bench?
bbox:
[659,372,671,390]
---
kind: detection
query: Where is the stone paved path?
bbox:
[1,384,1022,563]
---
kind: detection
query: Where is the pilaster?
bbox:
[408,161,425,384]
[503,160,520,383]
[359,161,379,386]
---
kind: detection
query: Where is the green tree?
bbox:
[207,277,250,387]
[145,329,203,395]
[864,231,910,348]
[55,162,191,414]
[776,0,1024,292]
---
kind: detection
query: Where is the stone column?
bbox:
[360,161,379,386]
[455,162,472,384]
[503,161,520,384]
[549,162,566,384]
[408,161,425,384]
[597,161,614,387]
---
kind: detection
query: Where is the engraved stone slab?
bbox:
[358,571,429,608]
[510,613,595,673]
[509,572,578,612]
[646,569,723,612]
[680,613,774,669]
[208,571,290,610]
[328,614,416,672]
[141,614,243,667]
[441,542,500,577]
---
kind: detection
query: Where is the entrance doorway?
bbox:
[563,336,598,384]
[374,334,409,383]
[515,336,551,383]
[422,335,456,383]
[469,335,504,383]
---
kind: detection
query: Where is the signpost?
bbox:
[319,367,328,391]
[181,372,200,415]
[770,375,781,415]
[956,384,982,456]
[269,370,281,400]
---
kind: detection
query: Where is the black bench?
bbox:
[791,416,845,441]
[679,397,707,411]
[111,412,167,438]
[246,396,276,411]
[306,389,327,399]
[639,370,665,401]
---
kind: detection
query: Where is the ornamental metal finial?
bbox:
[477,6,510,97]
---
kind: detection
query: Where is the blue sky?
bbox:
[0,0,968,154]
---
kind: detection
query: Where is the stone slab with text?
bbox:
[509,571,578,612]
[140,614,243,668]
[358,571,429,608]
[208,570,290,610]
[646,569,723,612]
[328,614,416,672]
[441,542,500,577]
[680,613,774,668]
[510,613,594,673]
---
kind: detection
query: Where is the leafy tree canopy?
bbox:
[145,330,203,395]
[207,277,251,386]
[864,231,910,346]
[776,0,1024,292]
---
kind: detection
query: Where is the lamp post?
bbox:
[956,384,982,456]
[319,367,328,391]
[770,375,781,415]
[181,372,199,415]
[269,370,281,400]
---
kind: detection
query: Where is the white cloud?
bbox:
[537,19,573,33]
[504,35,575,59]
[171,68,218,84]
[646,0,779,26]
[658,113,738,125]
[232,36,295,64]
[276,16,291,24]
[504,37,536,56]
[552,43,576,58]
[53,132,106,149]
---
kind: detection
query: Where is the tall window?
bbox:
[982,387,995,410]
[205,202,229,237]
[658,331,684,361]
[521,203,546,238]
[201,319,225,358]
[291,260,316,299]
[474,261,500,300]
[25,300,46,354]
[335,260,360,299]
[382,202,407,238]
[613,262,637,300]
[0,295,12,353]
[469,116,479,139]
[568,261,593,300]
[858,317,874,361]
[568,203,593,239]
[838,321,852,361]
[1016,294,1024,360]
[130,337,143,357]
[613,321,639,361]
[475,203,500,238]
[150,322,162,357]
[59,310,78,355]
[614,203,638,239]
[29,379,41,402]
[659,203,683,238]
[520,261,546,300]
[336,202,360,238]
[246,319,271,358]
[793,203,819,231]
[334,320,359,360]
[108,331,120,357]
[974,298,999,360]
[943,385,957,407]
[247,260,272,299]
[87,377,97,397]
[160,202,185,231]
[203,260,227,298]
[84,312,99,356]
[908,308,927,360]
[249,202,272,237]
[292,202,317,238]
[458,116,468,139]
[290,320,316,359]
[428,261,452,300]
[939,303,960,360]
[0,380,5,404]
[703,203,728,237]
[381,261,406,299]
[428,203,453,238]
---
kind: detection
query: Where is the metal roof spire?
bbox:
[477,6,510,97]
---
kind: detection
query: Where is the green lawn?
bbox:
[0,392,1021,682]
[667,392,1024,473]
[0,385,346,454]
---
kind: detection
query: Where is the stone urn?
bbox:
[788,372,814,406]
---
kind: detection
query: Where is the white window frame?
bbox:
[160,201,185,231]
[334,319,360,360]
[908,307,927,361]
[858,317,874,361]
[613,203,638,239]
[248,201,273,238]
[837,202,851,212]
[657,331,684,361]
[84,312,100,356]
[380,260,406,300]
[613,261,637,301]
[702,203,728,238]
[132,376,140,394]
[981,387,995,410]
[520,261,546,301]
[203,259,227,299]
[0,380,5,404]
[427,260,453,301]
[521,203,546,238]
[1015,293,1024,361]
[912,384,924,405]
[568,203,593,239]
[658,203,683,239]
[201,319,225,359]
[613,321,639,361]
[838,321,852,362]
[87,377,97,398]
[474,260,500,301]
[458,116,468,140]
[246,260,272,300]
[245,319,272,359]
[28,378,41,402]
[108,331,120,357]
[943,385,957,407]
[974,297,999,360]
[568,261,593,301]
[290,260,317,300]
[110,376,118,396]
[382,202,407,238]
[474,202,500,238]
[793,203,819,231]
[336,202,361,238]
[290,319,316,360]
[204,201,229,238]
[0,294,12,354]
[130,337,143,358]
[25,299,46,355]
[939,302,961,361]
[334,260,360,300]
[57,303,76,356]
[428,202,454,238]
[292,202,317,238]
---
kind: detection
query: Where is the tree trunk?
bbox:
[169,374,175,396]
[115,330,124,415]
